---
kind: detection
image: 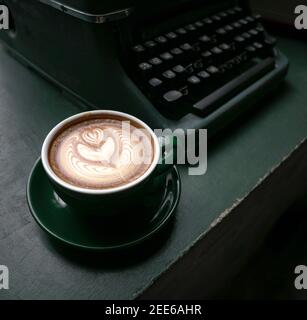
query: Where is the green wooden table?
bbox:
[0,35,307,299]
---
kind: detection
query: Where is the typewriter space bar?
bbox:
[193,57,275,115]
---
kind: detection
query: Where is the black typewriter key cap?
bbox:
[220,11,232,24]
[185,24,196,32]
[253,42,265,55]
[215,28,227,37]
[219,43,231,51]
[166,32,178,39]
[148,78,164,95]
[249,29,263,42]
[163,70,176,79]
[176,28,188,41]
[227,8,236,16]
[144,41,157,53]
[180,43,194,60]
[139,62,152,71]
[195,21,204,28]
[202,17,214,30]
[253,42,263,49]
[232,21,242,30]
[211,46,223,55]
[234,6,243,15]
[239,18,249,31]
[230,7,244,20]
[149,77,162,86]
[216,27,227,39]
[138,62,153,78]
[171,47,183,56]
[180,43,193,51]
[242,32,252,44]
[184,25,196,40]
[173,65,186,74]
[163,90,183,102]
[212,15,222,24]
[132,45,146,60]
[198,70,210,79]
[187,75,201,85]
[234,6,243,12]
[220,43,232,59]
[249,29,259,37]
[149,57,162,66]
[194,21,204,33]
[155,36,168,49]
[264,36,277,49]
[246,16,256,24]
[155,35,167,43]
[253,14,262,21]
[233,36,246,52]
[199,35,211,48]
[225,24,234,33]
[211,46,224,63]
[201,50,213,64]
[132,44,145,53]
[203,17,213,24]
[245,45,257,58]
[199,35,211,42]
[235,35,245,42]
[256,26,265,39]
[193,22,204,35]
[160,52,174,61]
[256,25,265,33]
[166,32,178,45]
[186,75,204,97]
[207,65,220,75]
[218,11,228,19]
[144,40,157,48]
[176,28,187,35]
[234,35,245,48]
[144,40,157,55]
[202,50,212,58]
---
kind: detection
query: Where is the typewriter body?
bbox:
[0,0,288,133]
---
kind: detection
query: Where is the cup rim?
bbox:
[41,110,160,195]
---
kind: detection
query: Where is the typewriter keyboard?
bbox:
[128,6,277,118]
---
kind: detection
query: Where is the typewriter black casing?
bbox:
[0,0,289,134]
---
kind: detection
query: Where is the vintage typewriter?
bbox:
[0,0,288,133]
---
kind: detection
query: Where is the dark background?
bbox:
[218,197,307,299]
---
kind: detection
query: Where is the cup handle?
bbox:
[153,135,177,177]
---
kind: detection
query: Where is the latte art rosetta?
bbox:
[49,118,154,189]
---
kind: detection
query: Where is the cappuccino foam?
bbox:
[49,116,155,189]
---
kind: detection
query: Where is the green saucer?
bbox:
[27,159,181,251]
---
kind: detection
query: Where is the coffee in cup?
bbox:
[48,115,155,190]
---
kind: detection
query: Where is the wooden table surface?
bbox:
[0,35,307,299]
